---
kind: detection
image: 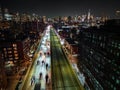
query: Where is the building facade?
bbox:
[78,19,120,90]
[0,50,7,89]
[0,36,30,75]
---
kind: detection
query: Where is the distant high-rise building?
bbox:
[87,9,91,22]
[42,16,47,23]
[115,10,120,19]
[4,8,12,20]
[12,12,21,22]
[68,16,72,23]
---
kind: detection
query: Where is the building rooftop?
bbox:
[0,32,29,42]
[65,38,76,45]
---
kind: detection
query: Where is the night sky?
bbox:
[1,0,120,18]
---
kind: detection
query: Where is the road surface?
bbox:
[50,29,84,90]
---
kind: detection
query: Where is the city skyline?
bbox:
[0,0,120,18]
[0,1,120,88]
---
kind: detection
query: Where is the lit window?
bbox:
[112,41,114,47]
[99,36,102,40]
[116,79,119,84]
[118,44,120,49]
[14,47,17,50]
[108,60,111,63]
[14,54,18,57]
[1,34,4,37]
[15,57,19,59]
[7,48,12,50]
[112,76,115,80]
[14,51,17,53]
[110,49,113,53]
[114,87,116,90]
[111,84,113,88]
[100,43,102,47]
[117,71,119,74]
[13,44,17,47]
[117,52,119,57]
[8,51,12,54]
[114,43,117,48]
[4,48,6,51]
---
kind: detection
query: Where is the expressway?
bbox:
[50,29,84,90]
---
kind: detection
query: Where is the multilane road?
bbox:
[50,29,84,90]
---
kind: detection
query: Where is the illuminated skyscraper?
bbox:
[87,9,91,22]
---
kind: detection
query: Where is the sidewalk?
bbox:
[20,26,52,90]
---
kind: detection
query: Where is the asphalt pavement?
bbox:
[50,29,84,90]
